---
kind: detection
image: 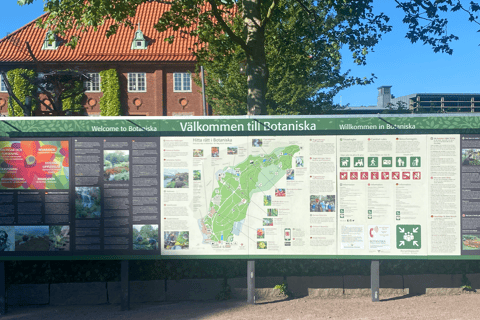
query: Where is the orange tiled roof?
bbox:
[0,2,199,63]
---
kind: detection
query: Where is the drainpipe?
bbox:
[201,66,207,116]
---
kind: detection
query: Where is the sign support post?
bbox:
[371,260,380,302]
[0,262,5,315]
[247,260,255,304]
[121,260,130,311]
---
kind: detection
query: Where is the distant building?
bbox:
[336,86,480,114]
[377,86,480,112]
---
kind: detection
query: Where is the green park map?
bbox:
[199,145,300,245]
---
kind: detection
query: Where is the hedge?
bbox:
[5,259,480,287]
[99,69,122,116]
[6,68,37,117]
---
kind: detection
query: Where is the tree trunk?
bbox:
[244,0,268,115]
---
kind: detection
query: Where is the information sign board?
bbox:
[0,114,479,260]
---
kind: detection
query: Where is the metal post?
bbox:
[121,260,130,311]
[247,260,255,304]
[0,262,5,315]
[371,260,380,302]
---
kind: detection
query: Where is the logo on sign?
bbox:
[361,172,368,180]
[354,157,364,167]
[402,172,411,180]
[392,172,400,180]
[396,225,421,249]
[382,172,389,180]
[340,157,350,167]
[350,172,358,180]
[368,157,378,167]
[371,172,379,180]
[396,157,407,167]
[382,157,392,167]
[410,156,421,167]
[340,172,348,180]
[413,172,421,180]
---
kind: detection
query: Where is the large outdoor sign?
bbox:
[0,114,480,260]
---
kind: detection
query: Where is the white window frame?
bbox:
[173,72,191,92]
[0,74,6,92]
[84,73,101,92]
[128,73,146,92]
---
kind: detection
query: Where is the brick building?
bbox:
[0,2,206,116]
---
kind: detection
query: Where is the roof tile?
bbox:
[0,2,198,63]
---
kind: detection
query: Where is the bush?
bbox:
[7,259,480,288]
[7,68,37,116]
[114,171,129,181]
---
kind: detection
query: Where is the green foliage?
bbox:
[382,101,411,114]
[99,69,122,116]
[114,171,129,181]
[104,151,128,166]
[6,68,37,116]
[31,0,393,115]
[274,282,294,298]
[132,225,158,242]
[195,0,389,115]
[7,259,480,288]
[62,78,85,113]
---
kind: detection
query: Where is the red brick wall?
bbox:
[0,62,206,117]
[164,66,205,116]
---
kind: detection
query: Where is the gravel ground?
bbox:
[2,293,479,320]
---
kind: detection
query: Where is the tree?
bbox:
[1,69,89,116]
[394,1,480,55]
[18,0,391,115]
[19,1,476,115]
[197,0,385,115]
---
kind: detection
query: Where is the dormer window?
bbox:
[42,31,59,50]
[131,23,147,50]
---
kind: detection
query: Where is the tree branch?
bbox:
[207,0,248,52]
[25,41,39,64]
[61,87,86,101]
[263,0,279,26]
[413,0,434,12]
[35,86,55,112]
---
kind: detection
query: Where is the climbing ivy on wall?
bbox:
[99,69,122,116]
[7,68,37,117]
[62,78,85,113]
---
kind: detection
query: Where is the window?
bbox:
[131,25,147,50]
[84,73,101,92]
[42,31,59,50]
[128,73,146,92]
[173,73,191,92]
[0,75,6,92]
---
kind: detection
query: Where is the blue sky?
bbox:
[2,0,480,107]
